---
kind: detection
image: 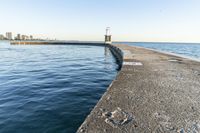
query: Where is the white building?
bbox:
[21,35,29,40]
[0,34,4,40]
[6,32,12,40]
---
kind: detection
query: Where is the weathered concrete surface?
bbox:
[77,44,200,133]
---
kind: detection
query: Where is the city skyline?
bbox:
[0,32,35,40]
[1,0,200,43]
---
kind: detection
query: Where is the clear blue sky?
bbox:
[0,0,200,42]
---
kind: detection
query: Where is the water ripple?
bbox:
[0,41,118,133]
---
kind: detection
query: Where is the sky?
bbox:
[0,0,200,42]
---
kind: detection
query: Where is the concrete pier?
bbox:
[77,44,200,133]
[10,41,105,46]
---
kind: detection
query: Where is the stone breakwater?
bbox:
[107,44,123,67]
[77,44,200,133]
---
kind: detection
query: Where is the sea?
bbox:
[0,41,119,133]
[120,42,200,61]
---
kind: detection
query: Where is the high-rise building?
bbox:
[0,34,4,40]
[16,34,21,40]
[6,32,12,40]
[30,35,33,40]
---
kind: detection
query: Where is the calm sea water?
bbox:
[119,42,200,60]
[0,41,119,133]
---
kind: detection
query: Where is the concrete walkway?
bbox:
[77,44,200,133]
